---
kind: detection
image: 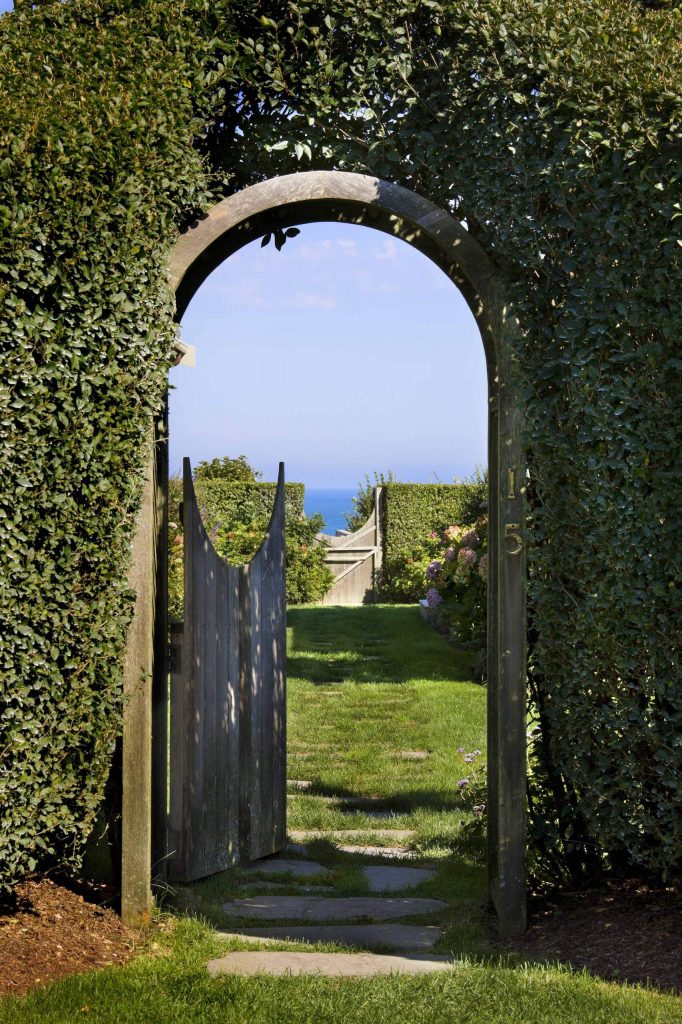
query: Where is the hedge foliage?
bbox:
[381,483,487,564]
[194,481,305,529]
[1,0,680,892]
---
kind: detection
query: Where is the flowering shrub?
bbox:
[422,517,488,675]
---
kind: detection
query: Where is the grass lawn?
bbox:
[2,916,679,1024]
[2,606,679,1023]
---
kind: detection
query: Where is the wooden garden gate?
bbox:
[318,487,382,605]
[167,458,287,881]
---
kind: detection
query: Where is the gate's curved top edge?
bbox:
[184,457,286,570]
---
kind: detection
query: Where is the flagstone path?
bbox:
[209,831,455,977]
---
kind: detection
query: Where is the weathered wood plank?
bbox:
[121,435,156,926]
[270,467,287,853]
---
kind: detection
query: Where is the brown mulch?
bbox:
[0,877,138,999]
[509,878,682,994]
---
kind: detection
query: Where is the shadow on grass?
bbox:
[287,605,476,685]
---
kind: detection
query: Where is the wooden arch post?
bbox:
[122,171,527,936]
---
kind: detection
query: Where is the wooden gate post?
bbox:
[121,412,165,926]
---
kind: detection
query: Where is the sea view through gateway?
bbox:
[304,487,357,535]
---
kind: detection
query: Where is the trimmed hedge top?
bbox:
[194,481,305,529]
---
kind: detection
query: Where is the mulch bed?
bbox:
[510,878,682,994]
[0,877,138,999]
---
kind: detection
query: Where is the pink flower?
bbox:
[477,553,488,580]
[443,525,463,543]
[429,531,438,539]
[426,587,442,608]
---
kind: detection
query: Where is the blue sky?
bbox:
[173,222,487,488]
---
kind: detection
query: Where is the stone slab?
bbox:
[290,829,415,842]
[221,924,442,951]
[335,845,418,860]
[221,896,446,922]
[237,883,334,893]
[242,858,332,879]
[287,780,313,790]
[362,866,436,892]
[207,951,452,977]
[398,750,430,760]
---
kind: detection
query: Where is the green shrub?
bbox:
[213,511,333,605]
[167,476,333,611]
[345,471,397,533]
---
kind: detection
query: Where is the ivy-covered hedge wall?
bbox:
[1,0,680,894]
[381,483,487,564]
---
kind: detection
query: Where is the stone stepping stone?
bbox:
[287,780,313,791]
[335,845,418,860]
[242,858,332,879]
[221,924,442,952]
[290,829,415,842]
[398,750,430,761]
[237,883,334,894]
[221,896,446,922]
[207,951,452,977]
[362,866,436,892]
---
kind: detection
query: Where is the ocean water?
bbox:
[305,488,357,535]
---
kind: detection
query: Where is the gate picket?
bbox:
[168,459,286,881]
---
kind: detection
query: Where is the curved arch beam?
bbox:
[171,172,502,374]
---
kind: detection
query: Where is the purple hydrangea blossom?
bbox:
[460,529,480,549]
[444,546,456,563]
[477,552,489,580]
[426,587,442,608]
[426,560,442,581]
[457,546,477,568]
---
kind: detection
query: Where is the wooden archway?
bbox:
[122,171,527,938]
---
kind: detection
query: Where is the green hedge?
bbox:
[1,0,680,894]
[194,481,305,528]
[381,483,487,564]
